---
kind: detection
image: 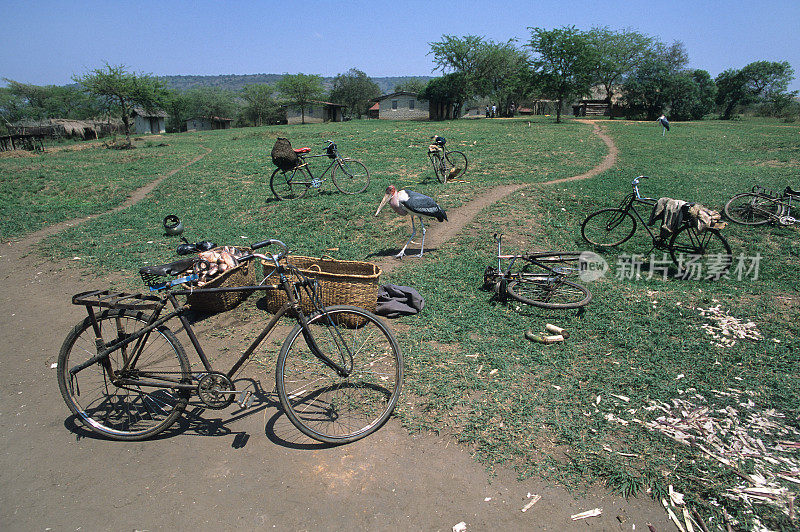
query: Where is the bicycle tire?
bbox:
[668,225,733,280]
[332,158,370,194]
[430,152,447,183]
[507,275,592,309]
[444,150,468,181]
[270,166,310,200]
[723,192,781,225]
[57,309,191,441]
[276,305,403,444]
[581,208,637,247]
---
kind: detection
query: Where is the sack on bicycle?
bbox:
[271,137,300,171]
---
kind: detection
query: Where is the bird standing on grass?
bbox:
[374,185,447,258]
[658,114,670,136]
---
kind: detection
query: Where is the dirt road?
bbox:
[0,121,669,531]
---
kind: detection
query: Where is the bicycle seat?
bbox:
[785,186,799,197]
[293,147,311,154]
[139,257,196,278]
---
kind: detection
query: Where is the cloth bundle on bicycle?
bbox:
[687,204,727,232]
[648,197,688,236]
[271,137,300,171]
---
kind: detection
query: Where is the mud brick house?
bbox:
[285,100,345,124]
[131,107,167,134]
[372,91,429,120]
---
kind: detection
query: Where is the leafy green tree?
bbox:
[74,63,168,144]
[653,40,690,73]
[418,73,469,120]
[240,84,283,126]
[526,26,597,123]
[394,78,427,94]
[275,73,324,124]
[1,79,98,121]
[688,69,717,119]
[428,35,490,117]
[185,86,238,121]
[716,61,795,119]
[586,27,655,109]
[479,40,532,116]
[328,69,381,119]
[621,58,675,119]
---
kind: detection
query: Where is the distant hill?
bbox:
[159,74,434,95]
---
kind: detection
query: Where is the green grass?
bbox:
[13,116,800,529]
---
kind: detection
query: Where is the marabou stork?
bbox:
[658,114,670,136]
[374,185,447,258]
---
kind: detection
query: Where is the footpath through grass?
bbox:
[22,116,800,529]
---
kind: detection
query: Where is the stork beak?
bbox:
[375,193,390,216]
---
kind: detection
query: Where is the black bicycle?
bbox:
[483,234,592,309]
[427,138,468,183]
[270,141,370,200]
[581,176,733,279]
[57,239,403,444]
[724,184,799,226]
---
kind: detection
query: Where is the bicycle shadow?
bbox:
[61,377,334,450]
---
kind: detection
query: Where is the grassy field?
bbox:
[6,116,799,529]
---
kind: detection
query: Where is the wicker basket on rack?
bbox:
[261,255,381,323]
[185,247,256,313]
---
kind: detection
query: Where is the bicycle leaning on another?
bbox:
[56,239,403,445]
[724,184,799,227]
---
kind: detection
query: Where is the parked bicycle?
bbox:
[57,239,403,444]
[581,176,733,279]
[724,184,799,226]
[427,137,468,183]
[483,233,592,309]
[270,141,370,200]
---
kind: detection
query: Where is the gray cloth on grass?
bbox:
[375,284,425,318]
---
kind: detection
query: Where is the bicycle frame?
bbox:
[751,186,797,224]
[613,192,663,245]
[69,263,355,395]
[494,234,576,279]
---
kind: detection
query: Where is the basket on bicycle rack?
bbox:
[261,255,381,326]
[184,247,256,313]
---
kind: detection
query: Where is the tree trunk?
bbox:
[556,98,563,123]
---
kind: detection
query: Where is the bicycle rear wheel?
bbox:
[332,158,370,194]
[270,166,310,200]
[581,208,637,247]
[723,193,781,225]
[444,150,468,181]
[507,275,592,309]
[276,305,403,444]
[57,309,190,440]
[430,153,448,183]
[669,225,732,280]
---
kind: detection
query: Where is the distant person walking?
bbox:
[491,104,496,118]
[485,105,490,118]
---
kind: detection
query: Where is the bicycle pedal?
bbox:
[237,390,253,408]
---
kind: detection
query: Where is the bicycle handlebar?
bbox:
[250,239,288,263]
[631,175,651,200]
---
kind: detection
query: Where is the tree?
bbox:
[418,73,469,120]
[716,61,795,119]
[394,78,427,94]
[621,58,675,120]
[328,69,381,119]
[275,73,324,124]
[527,26,597,123]
[240,84,282,126]
[586,27,655,110]
[1,79,99,121]
[74,63,168,144]
[479,40,532,116]
[185,87,238,121]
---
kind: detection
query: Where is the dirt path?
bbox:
[0,123,668,531]
[374,120,618,275]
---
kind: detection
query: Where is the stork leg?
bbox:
[416,217,427,257]
[396,216,416,259]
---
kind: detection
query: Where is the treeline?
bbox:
[418,27,797,122]
[161,74,432,95]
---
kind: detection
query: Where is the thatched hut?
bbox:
[9,119,124,140]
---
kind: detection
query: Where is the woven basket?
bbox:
[260,255,381,323]
[185,247,256,313]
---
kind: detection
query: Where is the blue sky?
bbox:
[1,0,798,91]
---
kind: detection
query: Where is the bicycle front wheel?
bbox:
[332,158,370,194]
[507,276,592,309]
[581,208,637,247]
[724,193,781,225]
[57,309,191,440]
[270,167,310,200]
[444,150,468,181]
[669,225,733,280]
[276,305,403,444]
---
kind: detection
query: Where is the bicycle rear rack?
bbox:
[752,185,779,198]
[72,289,164,311]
